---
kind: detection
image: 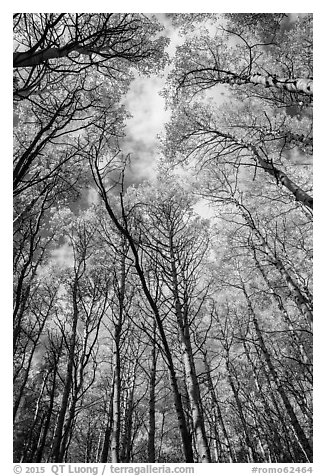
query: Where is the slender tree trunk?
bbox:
[20,371,49,461]
[211,418,222,462]
[27,414,47,462]
[14,337,43,421]
[35,366,59,463]
[13,280,52,417]
[58,397,77,462]
[202,351,233,462]
[242,284,313,462]
[248,144,313,210]
[225,358,259,462]
[255,125,313,149]
[93,169,194,462]
[157,411,166,462]
[205,129,313,209]
[101,382,114,463]
[111,248,126,463]
[169,234,211,463]
[111,328,122,463]
[253,248,312,371]
[240,334,285,461]
[51,277,79,462]
[178,323,210,462]
[96,430,103,462]
[120,373,135,463]
[235,200,313,324]
[259,357,297,462]
[13,275,31,354]
[147,322,157,463]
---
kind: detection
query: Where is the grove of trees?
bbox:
[13,13,313,463]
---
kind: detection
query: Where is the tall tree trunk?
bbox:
[235,200,313,324]
[14,336,43,421]
[147,321,157,463]
[35,359,60,463]
[51,276,79,462]
[202,350,234,462]
[253,124,313,150]
[169,234,211,463]
[189,68,313,96]
[240,333,285,461]
[242,284,313,462]
[225,358,259,462]
[20,371,49,462]
[111,325,122,463]
[92,168,194,462]
[58,397,77,462]
[101,382,114,463]
[221,71,313,96]
[252,247,312,372]
[111,247,126,463]
[259,358,298,462]
[201,128,313,209]
[248,144,313,210]
[120,370,136,463]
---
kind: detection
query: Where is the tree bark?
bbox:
[120,367,136,463]
[242,284,313,462]
[221,71,313,96]
[20,371,49,462]
[183,68,313,96]
[202,351,234,462]
[248,144,313,210]
[92,164,194,462]
[235,200,313,325]
[34,344,61,463]
[101,383,114,463]
[239,331,285,461]
[169,233,211,463]
[147,322,157,463]
[252,247,312,371]
[111,250,126,463]
[13,44,91,68]
[208,130,313,210]
[51,276,79,462]
[225,358,259,462]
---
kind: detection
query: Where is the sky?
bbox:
[121,73,170,183]
[102,13,228,217]
[119,14,183,185]
[76,14,184,207]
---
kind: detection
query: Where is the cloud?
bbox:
[86,187,100,206]
[119,16,227,187]
[123,75,170,144]
[119,15,187,185]
[193,198,216,219]
[121,74,170,183]
[50,242,74,268]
